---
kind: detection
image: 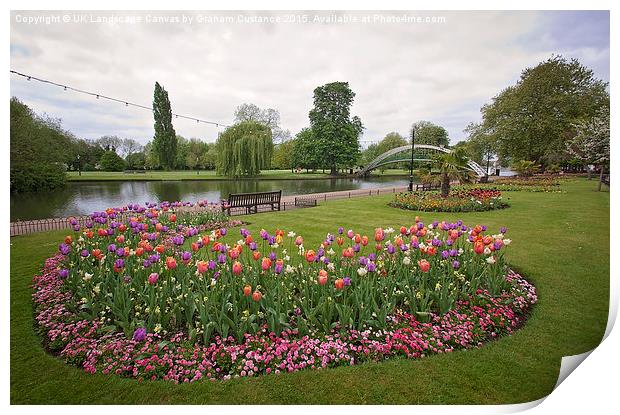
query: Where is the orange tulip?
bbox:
[252,251,261,261]
[243,284,252,297]
[85,230,94,239]
[417,259,430,273]
[165,257,177,270]
[155,245,165,254]
[334,278,344,290]
[361,235,369,246]
[261,257,272,270]
[196,260,208,274]
[374,228,384,242]
[252,290,262,302]
[474,242,485,254]
[305,250,316,263]
[232,261,243,275]
[342,247,354,258]
[318,269,328,286]
[191,242,199,252]
[202,235,211,246]
[92,248,102,259]
[336,237,344,246]
[169,214,177,222]
[354,234,361,244]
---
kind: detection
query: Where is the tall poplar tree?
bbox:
[152,82,177,170]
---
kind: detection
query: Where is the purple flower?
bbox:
[208,260,216,270]
[107,244,117,253]
[452,260,460,269]
[500,227,508,234]
[367,262,376,272]
[269,251,277,261]
[353,244,361,253]
[217,254,227,264]
[116,247,125,257]
[114,259,125,269]
[387,245,396,255]
[143,259,151,268]
[80,249,90,258]
[172,235,185,246]
[493,241,502,251]
[274,263,283,274]
[59,243,70,255]
[359,256,368,266]
[400,244,408,252]
[181,251,192,261]
[220,228,227,236]
[338,227,344,235]
[343,277,351,286]
[249,242,257,251]
[59,269,69,279]
[133,327,147,342]
[123,275,132,284]
[368,253,376,261]
[441,250,450,259]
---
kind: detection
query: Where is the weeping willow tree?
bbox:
[216,121,273,177]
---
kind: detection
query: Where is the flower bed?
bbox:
[390,189,509,212]
[455,177,562,193]
[32,203,537,383]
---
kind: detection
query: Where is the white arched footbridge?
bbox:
[357,144,487,177]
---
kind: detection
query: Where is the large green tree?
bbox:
[272,139,295,171]
[411,121,450,147]
[10,97,72,192]
[152,82,177,170]
[216,121,273,177]
[477,55,609,167]
[309,82,363,175]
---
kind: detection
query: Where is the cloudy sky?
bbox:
[10,10,610,147]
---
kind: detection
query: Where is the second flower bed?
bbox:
[390,188,509,212]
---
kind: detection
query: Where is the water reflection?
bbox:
[10,177,411,221]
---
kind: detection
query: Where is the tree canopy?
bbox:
[216,121,273,177]
[474,55,609,167]
[152,82,177,170]
[411,121,450,147]
[309,82,363,175]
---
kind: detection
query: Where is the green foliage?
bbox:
[309,81,363,174]
[428,148,475,196]
[411,121,450,147]
[291,128,321,171]
[10,97,70,192]
[99,151,126,171]
[216,121,273,177]
[476,55,609,167]
[511,160,540,177]
[152,82,177,170]
[234,103,290,143]
[272,140,295,170]
[125,152,146,170]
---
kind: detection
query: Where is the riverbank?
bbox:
[66,169,412,182]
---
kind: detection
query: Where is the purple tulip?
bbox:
[116,247,125,257]
[81,249,90,257]
[107,244,117,253]
[208,260,216,270]
[59,243,70,255]
[441,250,449,259]
[217,254,227,264]
[387,245,396,255]
[367,262,376,272]
[338,227,344,235]
[59,269,69,279]
[181,251,192,261]
[133,327,147,342]
[343,277,351,286]
[359,256,368,266]
[452,260,460,269]
[500,227,508,234]
[114,259,125,269]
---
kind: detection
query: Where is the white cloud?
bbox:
[10,10,609,146]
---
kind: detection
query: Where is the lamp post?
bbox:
[408,128,415,192]
[77,154,81,176]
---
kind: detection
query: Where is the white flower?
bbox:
[504,239,512,245]
[486,256,496,264]
[288,231,296,237]
[484,247,492,255]
[385,227,395,234]
[458,248,464,255]
[237,239,245,246]
[403,256,411,265]
[284,255,291,262]
[327,248,335,256]
[357,267,368,277]
[327,263,336,272]
[285,265,295,274]
[83,272,93,281]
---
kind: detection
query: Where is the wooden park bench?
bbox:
[221,190,282,215]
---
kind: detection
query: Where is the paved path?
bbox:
[10,185,410,236]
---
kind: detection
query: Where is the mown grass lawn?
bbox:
[10,179,609,404]
[66,169,410,182]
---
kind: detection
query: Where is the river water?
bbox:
[10,176,411,221]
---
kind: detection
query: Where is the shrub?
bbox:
[10,163,66,193]
[99,151,126,171]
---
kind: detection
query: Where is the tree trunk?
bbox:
[598,165,604,192]
[441,173,450,196]
[330,165,338,176]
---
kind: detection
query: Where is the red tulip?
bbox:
[252,290,262,302]
[243,285,252,297]
[334,278,344,290]
[417,259,430,273]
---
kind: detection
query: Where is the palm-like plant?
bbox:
[419,148,475,196]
